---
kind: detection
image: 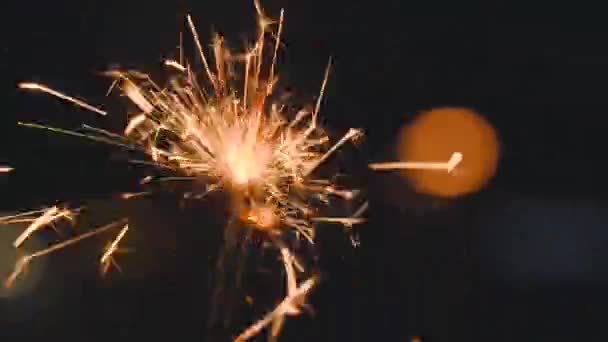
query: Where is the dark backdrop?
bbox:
[1,0,608,341]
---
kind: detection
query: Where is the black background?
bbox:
[1,0,608,341]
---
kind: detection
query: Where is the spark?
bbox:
[235,247,316,342]
[0,166,13,173]
[100,224,129,276]
[369,152,463,173]
[186,14,215,88]
[305,128,364,177]
[312,216,366,225]
[12,205,75,248]
[18,82,107,116]
[165,59,187,72]
[0,208,49,224]
[5,219,127,289]
[120,192,151,200]
[311,200,368,230]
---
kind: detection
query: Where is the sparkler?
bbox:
[3,2,366,340]
[2,2,465,339]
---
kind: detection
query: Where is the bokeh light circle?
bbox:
[398,107,499,198]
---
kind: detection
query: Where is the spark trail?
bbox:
[369,152,463,172]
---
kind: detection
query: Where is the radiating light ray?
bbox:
[165,59,187,72]
[235,278,316,342]
[100,224,129,276]
[5,219,127,288]
[235,247,316,342]
[352,201,368,219]
[120,192,152,200]
[312,57,332,121]
[18,82,107,116]
[12,206,78,248]
[311,216,366,225]
[305,128,363,177]
[0,208,49,224]
[369,152,463,173]
[17,122,141,151]
[267,9,284,95]
[186,14,215,88]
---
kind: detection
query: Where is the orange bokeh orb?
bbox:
[398,107,499,198]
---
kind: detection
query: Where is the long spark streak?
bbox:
[13,206,72,248]
[100,224,129,275]
[304,128,363,176]
[312,57,332,120]
[5,219,127,288]
[0,209,48,223]
[18,82,107,116]
[186,14,216,88]
[235,279,316,342]
[312,216,366,225]
[0,166,13,173]
[235,248,316,342]
[267,9,284,95]
[369,152,463,173]
[17,122,141,150]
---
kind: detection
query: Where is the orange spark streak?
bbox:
[18,82,107,116]
[100,224,129,276]
[5,219,127,288]
[234,247,316,342]
[186,14,216,89]
[13,206,74,248]
[369,152,463,173]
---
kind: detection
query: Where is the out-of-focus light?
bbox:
[398,107,499,198]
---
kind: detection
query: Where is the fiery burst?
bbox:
[3,2,366,340]
[1,2,465,339]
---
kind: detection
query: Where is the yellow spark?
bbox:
[235,278,316,342]
[100,224,129,276]
[369,152,463,173]
[305,128,363,176]
[124,113,147,135]
[235,247,316,342]
[120,192,151,200]
[121,80,155,114]
[267,9,284,95]
[164,59,187,72]
[18,82,107,116]
[311,217,366,225]
[0,208,48,224]
[5,219,127,288]
[186,14,216,88]
[13,206,75,248]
